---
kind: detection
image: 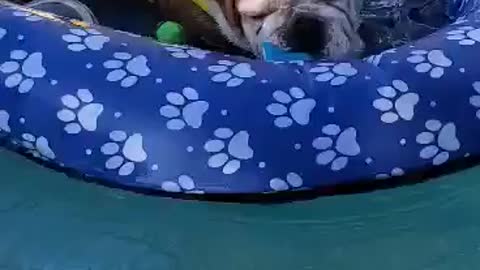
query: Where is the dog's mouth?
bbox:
[281,13,330,56]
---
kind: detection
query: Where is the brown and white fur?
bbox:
[155,0,364,58]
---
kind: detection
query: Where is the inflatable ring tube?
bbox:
[0,2,479,200]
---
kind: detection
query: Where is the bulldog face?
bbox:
[236,0,364,58]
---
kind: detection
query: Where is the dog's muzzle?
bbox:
[284,12,330,55]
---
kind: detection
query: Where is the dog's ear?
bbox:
[237,0,288,16]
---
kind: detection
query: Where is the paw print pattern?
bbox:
[364,49,397,66]
[104,52,151,88]
[375,167,405,179]
[266,87,316,128]
[0,110,10,133]
[452,17,468,25]
[470,82,480,119]
[313,124,361,171]
[406,50,452,78]
[101,131,148,176]
[0,28,6,40]
[62,28,110,52]
[446,26,480,45]
[161,175,204,194]
[57,89,104,134]
[208,60,256,87]
[269,172,303,191]
[21,133,55,161]
[204,128,254,175]
[309,63,358,86]
[12,10,42,21]
[373,80,419,123]
[0,50,46,93]
[13,7,61,22]
[164,46,209,59]
[159,87,209,130]
[416,120,460,165]
[272,60,305,66]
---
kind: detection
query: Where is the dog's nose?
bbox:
[285,14,330,54]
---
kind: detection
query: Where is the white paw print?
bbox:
[266,87,316,128]
[160,87,209,130]
[13,7,60,22]
[446,26,480,45]
[375,167,405,179]
[272,60,305,66]
[0,28,6,40]
[0,50,46,93]
[208,60,256,87]
[452,17,468,25]
[204,128,254,175]
[104,52,151,88]
[101,131,148,176]
[161,175,204,194]
[21,133,55,161]
[416,120,460,165]
[406,50,452,78]
[57,89,104,134]
[373,80,419,123]
[309,63,358,86]
[0,110,10,133]
[12,10,42,21]
[312,124,361,171]
[470,81,480,119]
[364,48,397,66]
[164,45,209,59]
[62,28,110,52]
[269,172,303,191]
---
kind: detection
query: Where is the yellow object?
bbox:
[192,0,209,12]
[70,19,90,28]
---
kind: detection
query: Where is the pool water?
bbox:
[0,149,480,269]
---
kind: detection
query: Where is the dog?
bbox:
[12,0,451,59]
[155,0,365,58]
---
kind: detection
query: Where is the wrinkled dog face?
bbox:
[237,0,364,58]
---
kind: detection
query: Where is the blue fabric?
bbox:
[0,2,479,197]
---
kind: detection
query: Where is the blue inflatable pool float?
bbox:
[0,0,479,200]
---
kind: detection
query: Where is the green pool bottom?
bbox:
[0,149,480,270]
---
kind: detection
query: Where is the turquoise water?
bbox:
[1,149,480,269]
